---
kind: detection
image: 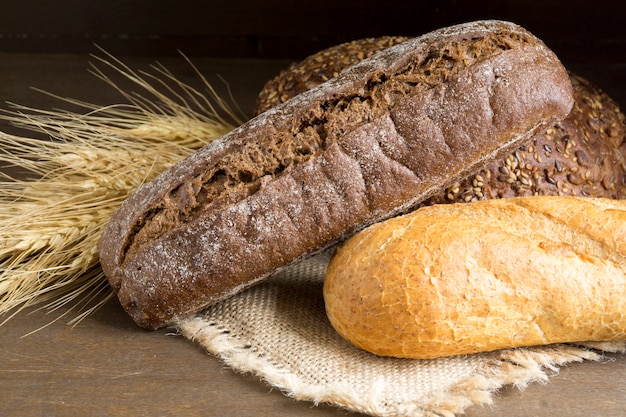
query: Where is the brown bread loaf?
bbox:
[98,20,573,329]
[434,74,626,201]
[324,196,626,359]
[256,38,626,200]
[254,36,411,115]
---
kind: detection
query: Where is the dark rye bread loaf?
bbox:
[434,74,626,202]
[98,20,574,329]
[254,36,411,115]
[256,38,626,200]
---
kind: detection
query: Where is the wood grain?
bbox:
[0,46,625,416]
[1,298,626,417]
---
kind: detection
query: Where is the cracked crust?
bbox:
[323,196,626,359]
[254,36,412,115]
[256,38,626,202]
[98,20,574,329]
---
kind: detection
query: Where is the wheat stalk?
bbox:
[0,51,241,329]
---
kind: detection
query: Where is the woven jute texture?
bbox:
[177,251,626,417]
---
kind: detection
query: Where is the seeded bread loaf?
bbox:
[256,38,626,200]
[98,20,574,329]
[254,36,411,115]
[324,196,626,359]
[434,74,626,201]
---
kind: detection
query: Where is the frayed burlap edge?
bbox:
[177,315,626,417]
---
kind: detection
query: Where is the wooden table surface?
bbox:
[1,51,625,417]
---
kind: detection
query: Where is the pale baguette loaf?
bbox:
[99,20,573,329]
[324,196,626,359]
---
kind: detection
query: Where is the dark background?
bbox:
[0,1,625,107]
[0,1,624,60]
[2,1,625,98]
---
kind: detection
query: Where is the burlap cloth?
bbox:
[176,250,626,417]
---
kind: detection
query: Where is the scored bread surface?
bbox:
[254,36,411,115]
[256,38,626,201]
[98,20,574,329]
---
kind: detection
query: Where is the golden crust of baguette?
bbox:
[324,196,626,359]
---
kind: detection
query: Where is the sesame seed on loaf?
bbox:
[434,74,626,202]
[256,37,626,200]
[99,21,574,329]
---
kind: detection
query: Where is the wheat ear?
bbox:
[0,52,241,329]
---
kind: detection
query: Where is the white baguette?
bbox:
[324,196,626,359]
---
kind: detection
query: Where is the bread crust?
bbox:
[324,196,626,359]
[256,38,626,201]
[98,20,573,329]
[254,36,411,115]
[432,73,626,202]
